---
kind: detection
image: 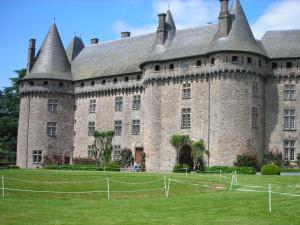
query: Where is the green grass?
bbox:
[0,169,300,225]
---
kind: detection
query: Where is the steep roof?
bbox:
[66,36,85,62]
[209,0,266,56]
[23,23,72,81]
[261,30,300,59]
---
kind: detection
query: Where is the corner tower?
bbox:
[17,22,75,168]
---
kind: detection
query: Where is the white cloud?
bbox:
[113,0,219,36]
[251,0,300,39]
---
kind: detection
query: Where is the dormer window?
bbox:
[125,76,129,82]
[211,58,215,65]
[59,82,64,87]
[155,65,160,72]
[137,75,141,81]
[272,62,278,69]
[196,60,201,67]
[80,82,84,87]
[30,81,34,86]
[91,81,95,86]
[258,59,262,67]
[232,56,238,64]
[102,79,106,85]
[286,62,292,69]
[247,57,252,64]
[113,78,117,83]
[43,81,48,86]
[169,63,174,70]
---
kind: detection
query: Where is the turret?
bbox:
[219,0,230,38]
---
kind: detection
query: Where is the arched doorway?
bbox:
[179,145,193,168]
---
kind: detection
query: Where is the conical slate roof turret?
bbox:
[24,22,72,81]
[66,36,85,62]
[209,0,266,56]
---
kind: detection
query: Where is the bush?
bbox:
[264,151,284,167]
[173,163,191,173]
[119,148,134,167]
[72,157,96,165]
[234,154,257,168]
[207,166,256,174]
[261,164,281,175]
[297,153,300,168]
[103,162,120,171]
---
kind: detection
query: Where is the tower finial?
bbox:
[168,3,170,10]
[52,18,56,24]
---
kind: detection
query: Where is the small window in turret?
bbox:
[30,81,34,86]
[211,58,215,65]
[247,57,252,64]
[125,76,129,82]
[80,82,84,87]
[59,82,64,87]
[43,81,48,86]
[232,56,238,64]
[102,79,106,85]
[286,62,292,69]
[258,60,262,67]
[196,60,201,67]
[272,62,278,69]
[155,65,160,72]
[21,82,24,88]
[113,78,117,83]
[91,81,95,86]
[137,75,141,81]
[169,64,174,70]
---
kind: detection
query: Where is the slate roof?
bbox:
[66,36,85,62]
[209,0,266,56]
[23,22,72,81]
[261,30,300,59]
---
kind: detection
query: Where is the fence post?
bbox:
[2,176,4,198]
[167,178,171,198]
[229,173,234,191]
[219,170,222,184]
[164,176,167,197]
[10,164,12,174]
[106,177,110,200]
[269,184,272,213]
[185,168,187,177]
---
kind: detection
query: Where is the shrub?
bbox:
[140,152,146,172]
[173,163,191,173]
[73,157,96,165]
[261,164,280,175]
[103,162,120,171]
[119,148,134,167]
[264,150,284,167]
[207,166,256,174]
[234,154,257,168]
[297,153,300,168]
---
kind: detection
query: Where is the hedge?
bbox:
[207,166,256,174]
[261,164,280,175]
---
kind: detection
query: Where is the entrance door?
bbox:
[179,145,193,168]
[135,148,143,163]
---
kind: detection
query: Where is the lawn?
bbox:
[0,169,299,225]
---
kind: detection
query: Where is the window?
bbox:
[89,99,96,113]
[252,81,258,98]
[59,82,64,87]
[169,63,174,70]
[80,82,84,87]
[48,99,58,112]
[258,59,262,67]
[102,79,106,85]
[247,57,252,64]
[272,62,278,69]
[125,76,129,82]
[113,78,117,83]
[114,120,122,136]
[196,60,201,67]
[232,56,238,63]
[47,122,57,136]
[284,84,296,100]
[30,81,34,86]
[87,145,95,158]
[211,58,215,65]
[137,75,141,81]
[182,83,191,99]
[33,150,42,164]
[252,107,258,128]
[88,121,95,136]
[284,140,296,161]
[284,109,296,130]
[181,108,191,129]
[91,81,95,86]
[113,145,121,161]
[115,96,123,111]
[132,95,141,110]
[43,81,48,86]
[155,65,160,72]
[286,62,292,69]
[132,120,140,135]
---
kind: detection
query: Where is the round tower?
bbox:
[17,22,75,168]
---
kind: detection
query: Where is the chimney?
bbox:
[27,39,36,72]
[121,31,131,38]
[90,38,99,45]
[155,13,166,45]
[219,0,229,38]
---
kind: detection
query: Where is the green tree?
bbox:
[92,130,114,167]
[191,139,209,170]
[170,134,191,163]
[0,69,26,163]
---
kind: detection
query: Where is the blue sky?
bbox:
[1,0,300,89]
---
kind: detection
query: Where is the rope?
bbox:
[109,178,163,185]
[5,188,107,194]
[4,177,105,184]
[110,187,164,193]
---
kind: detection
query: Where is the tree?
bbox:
[0,69,26,163]
[119,148,134,167]
[191,139,207,170]
[92,130,114,167]
[170,134,191,163]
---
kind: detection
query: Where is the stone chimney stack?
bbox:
[121,31,131,38]
[90,38,99,45]
[219,0,229,38]
[27,39,36,72]
[156,13,166,45]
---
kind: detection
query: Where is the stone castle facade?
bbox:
[17,0,300,171]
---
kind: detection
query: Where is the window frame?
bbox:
[182,83,191,99]
[48,99,59,112]
[113,145,121,161]
[132,95,141,110]
[47,122,57,137]
[283,140,296,161]
[88,121,95,136]
[284,84,296,101]
[181,108,191,129]
[284,109,296,131]
[32,150,42,164]
[114,120,123,136]
[132,119,140,135]
[115,96,123,111]
[89,99,96,113]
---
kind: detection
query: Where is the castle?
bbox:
[17,0,300,171]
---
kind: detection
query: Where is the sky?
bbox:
[1,0,300,89]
